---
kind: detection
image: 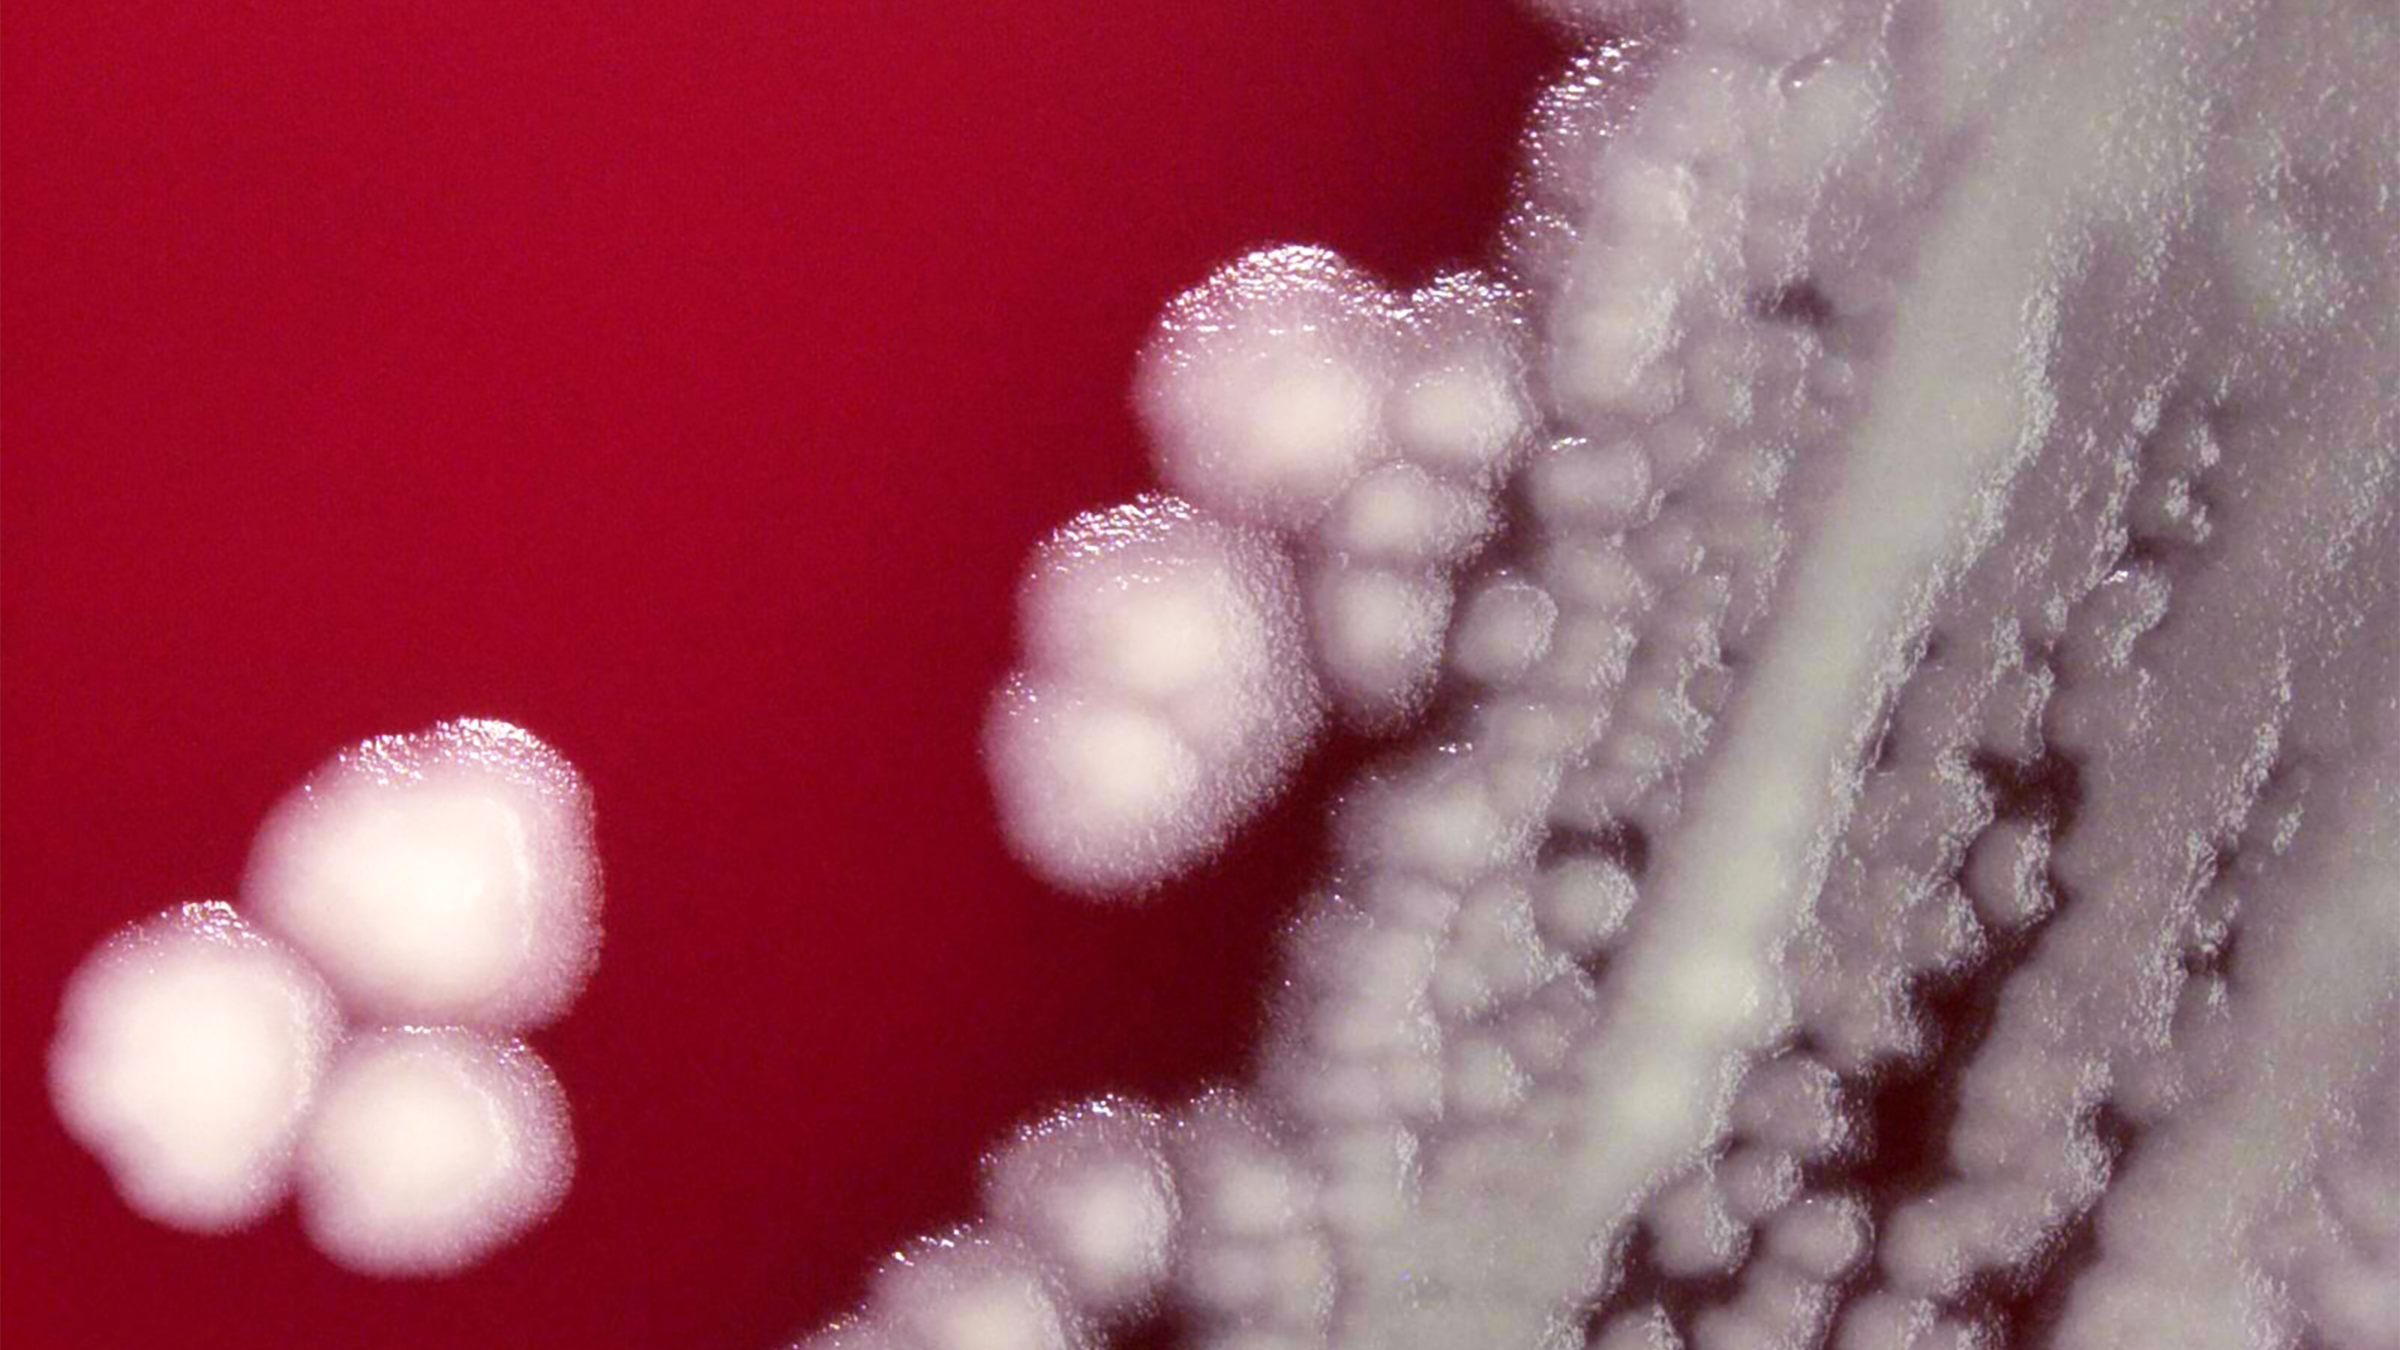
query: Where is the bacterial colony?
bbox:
[49,0,2400,1345]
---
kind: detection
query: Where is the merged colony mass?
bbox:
[928,0,2400,1348]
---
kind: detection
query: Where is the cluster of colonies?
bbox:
[984,251,1548,896]
[47,719,600,1278]
[833,0,2400,1346]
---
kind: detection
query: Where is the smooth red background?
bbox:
[2,5,1564,1347]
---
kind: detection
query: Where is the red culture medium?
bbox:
[0,4,1565,1347]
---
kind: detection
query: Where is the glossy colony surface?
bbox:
[888,0,2400,1347]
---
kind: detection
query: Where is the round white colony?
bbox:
[1136,246,1402,532]
[243,717,601,1030]
[49,901,340,1233]
[983,1098,1179,1318]
[295,1026,573,1277]
[988,495,1322,895]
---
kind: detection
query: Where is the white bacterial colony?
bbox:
[982,1099,1180,1317]
[987,496,1326,894]
[298,1028,574,1277]
[245,717,601,1030]
[48,717,596,1275]
[47,902,340,1233]
[850,0,2400,1345]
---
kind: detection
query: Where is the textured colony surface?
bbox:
[246,718,602,1030]
[48,718,596,1275]
[914,0,2400,1344]
[988,497,1325,895]
[298,1028,576,1277]
[48,902,341,1233]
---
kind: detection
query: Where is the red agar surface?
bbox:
[0,4,1565,1347]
